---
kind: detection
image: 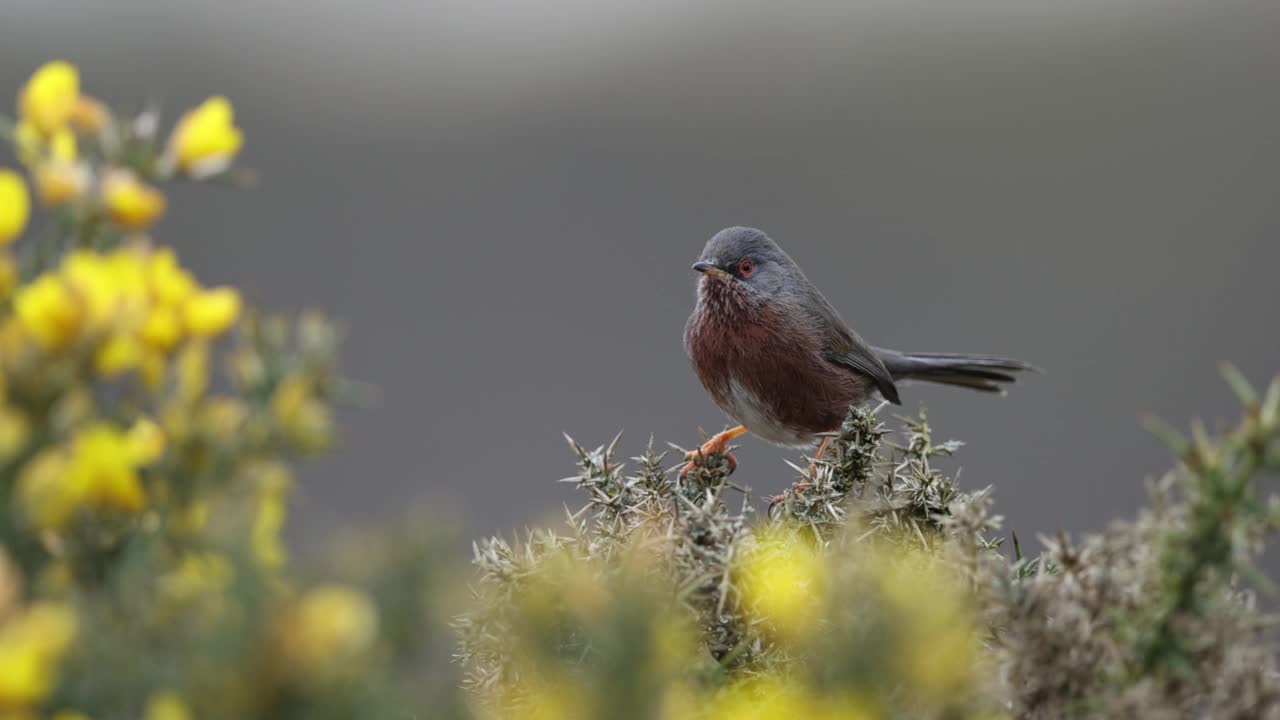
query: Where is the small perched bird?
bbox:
[682,226,1035,474]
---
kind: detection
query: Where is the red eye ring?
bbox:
[738,258,755,277]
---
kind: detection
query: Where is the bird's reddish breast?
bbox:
[686,281,867,441]
[685,282,753,412]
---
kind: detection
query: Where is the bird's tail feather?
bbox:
[873,348,1040,394]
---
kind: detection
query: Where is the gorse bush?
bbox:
[460,380,1280,720]
[1,60,1278,720]
[0,61,458,720]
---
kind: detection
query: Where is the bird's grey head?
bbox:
[692,226,801,299]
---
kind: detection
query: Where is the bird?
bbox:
[682,226,1036,476]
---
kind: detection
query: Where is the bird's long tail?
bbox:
[873,348,1039,394]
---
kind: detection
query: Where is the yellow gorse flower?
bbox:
[65,424,148,514]
[17,61,80,135]
[271,374,333,451]
[126,417,166,465]
[101,169,166,229]
[182,286,242,337]
[147,248,197,306]
[738,528,826,641]
[876,552,980,701]
[251,462,293,569]
[13,274,83,351]
[168,96,243,177]
[32,129,88,207]
[0,169,31,246]
[285,584,379,672]
[702,678,878,720]
[0,601,78,708]
[15,422,156,532]
[143,691,193,720]
[70,95,110,135]
[34,160,89,207]
[13,247,241,386]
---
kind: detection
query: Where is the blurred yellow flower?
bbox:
[17,61,80,135]
[182,286,241,337]
[0,170,31,245]
[72,251,150,337]
[30,128,88,207]
[67,424,148,515]
[143,692,192,720]
[101,169,166,229]
[738,528,826,641]
[17,424,151,532]
[140,305,182,351]
[49,128,77,161]
[251,463,293,569]
[34,159,89,207]
[70,95,110,134]
[176,341,209,402]
[13,122,42,166]
[496,680,585,720]
[0,602,78,707]
[147,249,196,306]
[139,350,167,393]
[126,417,166,465]
[168,96,243,177]
[94,333,143,375]
[705,678,877,720]
[877,551,979,702]
[11,247,242,373]
[272,375,333,451]
[286,584,379,671]
[14,274,83,351]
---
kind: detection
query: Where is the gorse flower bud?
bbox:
[17,61,80,135]
[34,159,89,207]
[70,95,110,135]
[283,584,379,673]
[0,170,30,245]
[168,96,243,177]
[14,274,83,351]
[182,286,241,337]
[101,169,166,229]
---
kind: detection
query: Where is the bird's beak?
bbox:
[692,262,730,279]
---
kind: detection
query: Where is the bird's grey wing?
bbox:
[801,290,902,404]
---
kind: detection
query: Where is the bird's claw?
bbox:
[678,448,737,478]
[678,428,744,478]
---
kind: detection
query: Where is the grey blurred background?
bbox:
[1,1,1277,553]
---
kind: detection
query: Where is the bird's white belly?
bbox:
[727,378,814,448]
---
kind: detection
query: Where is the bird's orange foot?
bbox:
[679,425,748,477]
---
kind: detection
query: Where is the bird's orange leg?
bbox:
[807,436,832,476]
[680,425,748,476]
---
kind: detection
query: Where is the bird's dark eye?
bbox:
[737,258,755,277]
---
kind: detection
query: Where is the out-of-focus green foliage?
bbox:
[0,61,462,720]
